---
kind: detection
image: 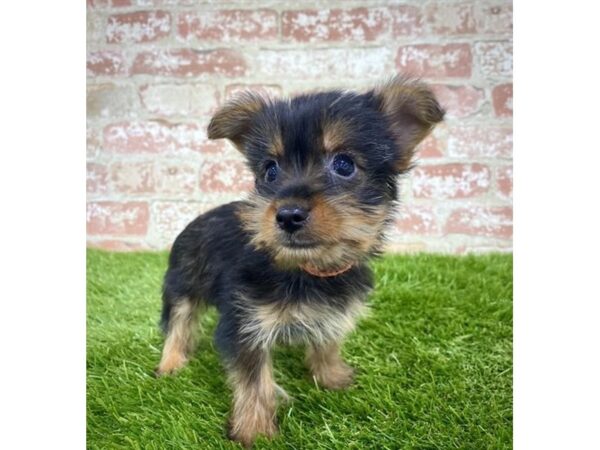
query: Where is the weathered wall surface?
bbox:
[87,0,512,253]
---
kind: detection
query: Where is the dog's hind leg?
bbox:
[156,296,202,376]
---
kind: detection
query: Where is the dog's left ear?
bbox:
[373,76,445,173]
[207,92,269,152]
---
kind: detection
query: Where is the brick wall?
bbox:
[87,0,513,253]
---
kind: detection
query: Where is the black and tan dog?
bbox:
[155,76,444,447]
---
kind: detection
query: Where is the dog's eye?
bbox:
[264,161,278,182]
[331,154,355,178]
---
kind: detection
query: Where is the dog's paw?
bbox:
[314,362,355,390]
[154,352,188,377]
[227,418,278,449]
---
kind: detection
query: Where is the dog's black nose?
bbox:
[276,206,309,233]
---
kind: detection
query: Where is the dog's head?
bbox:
[208,76,444,271]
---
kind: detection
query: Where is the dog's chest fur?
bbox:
[237,296,368,350]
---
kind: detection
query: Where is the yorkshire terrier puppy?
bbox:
[156,76,444,447]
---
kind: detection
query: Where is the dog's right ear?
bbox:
[207,92,268,152]
[372,76,445,174]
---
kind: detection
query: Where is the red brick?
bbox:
[395,206,439,235]
[131,49,246,77]
[492,83,513,117]
[156,162,197,195]
[199,160,254,193]
[178,10,277,42]
[416,134,444,158]
[431,84,485,118]
[103,121,206,155]
[111,0,131,6]
[425,3,476,34]
[87,0,109,8]
[199,139,228,156]
[107,11,171,43]
[475,41,512,78]
[87,163,109,194]
[146,0,198,5]
[445,206,512,239]
[110,161,155,194]
[87,51,125,77]
[475,3,513,34]
[396,44,472,78]
[150,201,208,247]
[139,83,219,116]
[225,84,283,101]
[282,8,387,42]
[256,48,390,79]
[87,201,149,236]
[389,5,423,36]
[496,165,513,200]
[447,126,512,158]
[412,164,490,199]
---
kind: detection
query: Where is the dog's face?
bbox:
[208,77,444,270]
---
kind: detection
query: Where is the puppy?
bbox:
[156,76,444,447]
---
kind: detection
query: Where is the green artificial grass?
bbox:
[87,250,512,449]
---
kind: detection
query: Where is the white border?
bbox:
[0,2,86,449]
[515,1,600,448]
[2,1,600,449]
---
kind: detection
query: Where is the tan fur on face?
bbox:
[310,194,344,238]
[228,359,277,448]
[156,300,199,376]
[306,341,354,390]
[269,129,284,157]
[322,119,351,152]
[236,295,368,351]
[239,198,280,254]
[238,194,390,270]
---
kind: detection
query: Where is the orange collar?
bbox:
[300,262,354,278]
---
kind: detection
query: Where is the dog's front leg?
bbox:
[306,341,355,390]
[226,348,278,448]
